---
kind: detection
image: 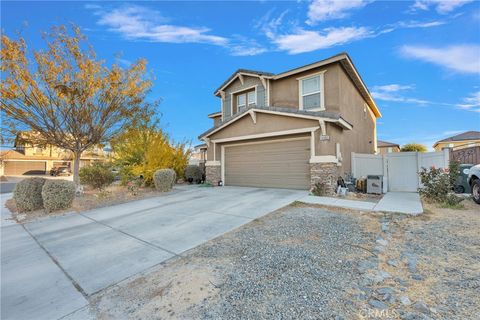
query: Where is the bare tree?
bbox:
[1,25,153,185]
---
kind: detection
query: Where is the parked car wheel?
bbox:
[454,185,465,194]
[472,179,480,204]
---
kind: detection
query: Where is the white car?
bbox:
[467,164,480,204]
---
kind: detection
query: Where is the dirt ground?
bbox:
[6,184,167,223]
[87,197,479,319]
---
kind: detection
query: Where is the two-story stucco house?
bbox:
[198,53,381,193]
[0,131,109,176]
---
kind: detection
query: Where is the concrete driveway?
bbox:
[1,186,305,320]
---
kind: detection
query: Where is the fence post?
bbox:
[443,148,450,167]
[416,152,422,190]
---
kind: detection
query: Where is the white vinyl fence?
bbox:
[351,149,450,192]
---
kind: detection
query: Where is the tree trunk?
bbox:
[73,151,81,187]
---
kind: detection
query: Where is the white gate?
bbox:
[386,153,419,192]
[352,149,449,192]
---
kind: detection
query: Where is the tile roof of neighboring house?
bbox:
[198,106,351,139]
[434,131,480,146]
[0,150,68,161]
[213,52,381,118]
[194,143,207,150]
[377,140,400,148]
[207,111,222,118]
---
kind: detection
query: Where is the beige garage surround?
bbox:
[222,137,311,190]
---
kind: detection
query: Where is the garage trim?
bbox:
[220,136,310,184]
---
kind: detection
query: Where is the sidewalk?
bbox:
[1,193,90,320]
[299,192,423,215]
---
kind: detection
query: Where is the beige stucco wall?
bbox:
[270,63,341,110]
[206,61,378,176]
[377,146,400,154]
[206,113,318,161]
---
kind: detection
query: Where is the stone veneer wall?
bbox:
[310,162,338,195]
[206,165,221,186]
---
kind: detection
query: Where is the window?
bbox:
[237,94,246,111]
[301,75,321,110]
[235,89,256,113]
[247,91,256,106]
[299,73,324,110]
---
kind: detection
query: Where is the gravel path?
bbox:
[192,205,378,319]
[351,200,480,320]
[90,200,479,320]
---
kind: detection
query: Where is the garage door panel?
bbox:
[225,138,310,190]
[4,161,47,175]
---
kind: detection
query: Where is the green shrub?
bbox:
[185,165,203,184]
[42,180,76,213]
[419,162,464,208]
[153,169,176,192]
[79,162,115,190]
[311,182,327,196]
[13,177,46,212]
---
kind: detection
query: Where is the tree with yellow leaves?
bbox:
[1,25,153,186]
[111,114,191,186]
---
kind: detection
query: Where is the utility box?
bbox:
[367,175,383,194]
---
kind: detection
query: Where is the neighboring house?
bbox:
[433,131,480,151]
[377,140,400,154]
[189,143,208,165]
[0,132,109,176]
[198,53,381,192]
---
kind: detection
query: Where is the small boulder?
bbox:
[412,301,430,314]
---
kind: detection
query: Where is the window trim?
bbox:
[297,70,326,111]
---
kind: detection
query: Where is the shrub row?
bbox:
[79,163,115,190]
[185,165,203,184]
[14,178,76,213]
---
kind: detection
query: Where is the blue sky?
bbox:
[2,0,479,150]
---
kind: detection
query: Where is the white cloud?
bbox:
[371,84,431,104]
[411,0,473,14]
[372,84,414,92]
[89,5,267,56]
[396,20,446,28]
[270,27,372,54]
[96,5,228,45]
[229,36,268,56]
[457,91,480,112]
[400,45,480,74]
[307,0,371,24]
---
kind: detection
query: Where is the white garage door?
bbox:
[224,137,310,190]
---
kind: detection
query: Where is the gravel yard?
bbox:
[90,200,480,320]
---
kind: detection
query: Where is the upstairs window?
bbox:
[235,89,256,113]
[247,91,256,106]
[298,72,325,111]
[237,94,246,111]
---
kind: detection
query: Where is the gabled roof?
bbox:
[198,106,352,140]
[377,140,400,148]
[433,131,480,147]
[213,53,381,118]
[214,69,274,95]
